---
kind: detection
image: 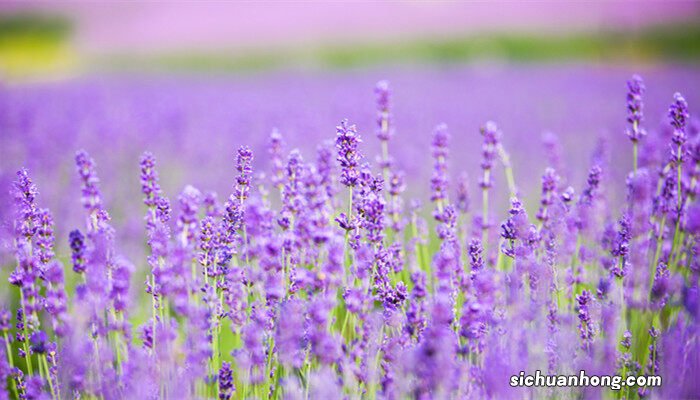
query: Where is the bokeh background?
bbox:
[1,2,700,274]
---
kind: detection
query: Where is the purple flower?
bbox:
[44,260,68,336]
[29,331,47,354]
[469,239,484,274]
[576,290,594,352]
[75,150,109,232]
[669,92,690,133]
[578,165,602,206]
[358,184,385,244]
[536,168,559,224]
[479,121,501,189]
[268,129,286,188]
[626,74,646,142]
[276,299,306,369]
[500,197,529,257]
[218,361,234,400]
[651,262,670,307]
[110,257,133,313]
[13,168,38,241]
[35,209,54,266]
[610,213,631,278]
[375,80,393,142]
[235,145,253,202]
[176,185,201,248]
[669,93,690,168]
[68,229,87,275]
[140,152,170,230]
[455,172,470,214]
[336,119,362,188]
[430,123,450,208]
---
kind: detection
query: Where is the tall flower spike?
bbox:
[375,80,393,142]
[431,123,450,219]
[536,168,559,225]
[375,80,394,172]
[626,75,646,142]
[75,150,108,232]
[235,145,253,203]
[69,229,87,274]
[268,129,285,190]
[218,361,234,400]
[140,151,170,229]
[669,93,690,167]
[455,172,470,215]
[480,121,502,245]
[668,93,690,213]
[177,185,202,248]
[35,209,55,266]
[468,238,484,276]
[578,165,602,207]
[387,171,406,232]
[576,290,594,353]
[669,92,690,133]
[13,168,38,242]
[336,119,362,188]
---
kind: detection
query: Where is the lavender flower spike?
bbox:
[140,151,170,230]
[268,129,285,190]
[627,75,646,173]
[235,145,253,203]
[375,80,393,141]
[626,74,646,143]
[669,93,690,211]
[480,121,502,246]
[75,150,108,232]
[13,168,38,242]
[431,123,450,219]
[336,119,362,188]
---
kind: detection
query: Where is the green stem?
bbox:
[482,170,490,251]
[4,332,19,399]
[42,354,57,400]
[651,216,666,290]
[19,292,33,375]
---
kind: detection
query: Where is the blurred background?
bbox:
[1,2,700,77]
[1,2,700,272]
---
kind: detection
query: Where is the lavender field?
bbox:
[1,64,700,399]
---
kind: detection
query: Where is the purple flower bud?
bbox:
[576,290,594,352]
[140,151,170,229]
[29,331,48,354]
[430,123,450,208]
[536,168,559,223]
[35,208,55,266]
[176,185,201,248]
[479,121,502,188]
[375,80,393,142]
[669,92,690,133]
[651,262,670,306]
[336,119,362,188]
[455,172,470,214]
[578,165,602,207]
[218,361,234,400]
[268,128,286,189]
[276,299,306,369]
[13,168,38,241]
[626,75,647,142]
[235,145,253,202]
[75,150,108,230]
[469,239,484,274]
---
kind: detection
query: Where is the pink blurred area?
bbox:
[2,2,700,54]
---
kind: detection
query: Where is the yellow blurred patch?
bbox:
[0,35,77,80]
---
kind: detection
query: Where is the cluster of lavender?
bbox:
[1,77,699,399]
